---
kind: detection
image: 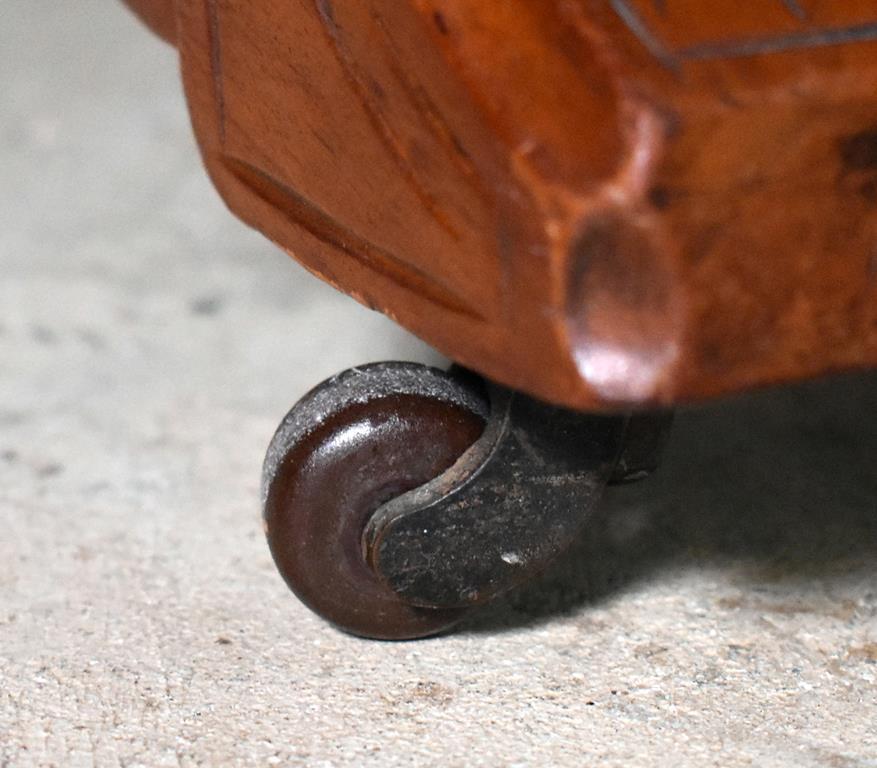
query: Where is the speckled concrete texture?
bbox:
[1,2,876,766]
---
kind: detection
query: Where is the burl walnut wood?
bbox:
[124,1,877,411]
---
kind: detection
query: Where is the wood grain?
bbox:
[130,0,877,410]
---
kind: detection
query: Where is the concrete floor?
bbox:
[2,2,876,765]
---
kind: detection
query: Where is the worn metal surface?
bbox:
[366,383,629,609]
[611,410,675,485]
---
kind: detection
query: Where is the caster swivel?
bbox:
[262,362,671,639]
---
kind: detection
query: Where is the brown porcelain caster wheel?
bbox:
[262,362,489,640]
[263,361,670,640]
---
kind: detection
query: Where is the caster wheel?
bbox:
[262,362,489,640]
[263,361,672,640]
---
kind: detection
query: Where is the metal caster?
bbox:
[262,362,671,640]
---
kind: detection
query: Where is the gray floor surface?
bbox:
[1,2,876,765]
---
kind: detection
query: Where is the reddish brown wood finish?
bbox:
[123,0,177,44]
[128,0,877,411]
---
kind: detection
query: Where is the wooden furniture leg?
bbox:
[122,0,877,638]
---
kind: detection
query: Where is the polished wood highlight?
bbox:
[125,1,877,410]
